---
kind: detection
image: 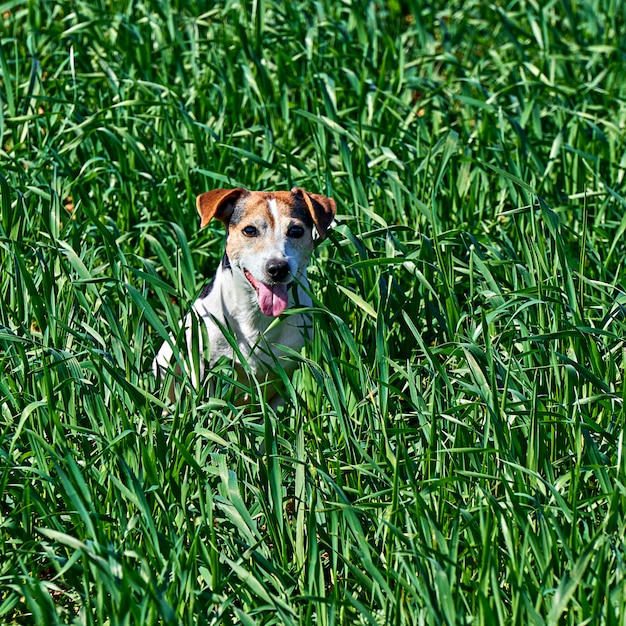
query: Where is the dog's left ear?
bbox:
[196,187,248,228]
[291,187,336,240]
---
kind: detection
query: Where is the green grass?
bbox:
[1,0,626,623]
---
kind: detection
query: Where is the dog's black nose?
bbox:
[266,259,290,282]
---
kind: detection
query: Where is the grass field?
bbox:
[1,0,626,623]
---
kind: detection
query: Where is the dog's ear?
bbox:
[291,188,336,240]
[196,188,248,228]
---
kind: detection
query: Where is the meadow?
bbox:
[1,0,626,623]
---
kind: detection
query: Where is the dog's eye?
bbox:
[287,225,305,238]
[242,225,258,237]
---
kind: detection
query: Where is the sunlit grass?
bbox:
[1,0,626,624]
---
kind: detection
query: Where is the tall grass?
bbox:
[1,0,626,623]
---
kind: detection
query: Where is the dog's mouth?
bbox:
[244,270,291,317]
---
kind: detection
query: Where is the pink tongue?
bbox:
[257,282,289,316]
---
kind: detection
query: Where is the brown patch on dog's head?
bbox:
[290,188,336,239]
[224,192,315,264]
[228,193,283,228]
[196,187,336,240]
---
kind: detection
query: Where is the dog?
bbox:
[154,186,336,403]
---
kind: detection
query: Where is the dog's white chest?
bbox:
[192,276,310,377]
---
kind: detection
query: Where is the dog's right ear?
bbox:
[196,188,248,228]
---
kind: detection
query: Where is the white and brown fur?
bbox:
[154,187,336,402]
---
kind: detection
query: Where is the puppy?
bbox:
[154,187,336,402]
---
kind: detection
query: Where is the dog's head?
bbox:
[196,187,336,316]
